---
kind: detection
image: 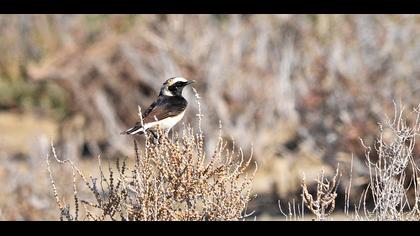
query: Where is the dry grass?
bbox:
[278,103,420,221]
[301,167,341,221]
[12,15,420,202]
[353,103,420,220]
[278,166,341,221]
[2,15,420,219]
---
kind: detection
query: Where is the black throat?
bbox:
[168,85,184,97]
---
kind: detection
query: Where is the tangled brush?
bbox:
[47,90,257,221]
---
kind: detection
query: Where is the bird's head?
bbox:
[160,77,195,97]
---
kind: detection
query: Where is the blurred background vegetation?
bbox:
[1,14,420,220]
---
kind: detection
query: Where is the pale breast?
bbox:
[144,110,186,131]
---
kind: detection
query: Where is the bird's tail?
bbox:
[120,125,145,135]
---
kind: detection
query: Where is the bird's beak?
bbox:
[186,80,196,85]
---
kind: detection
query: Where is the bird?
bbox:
[121,77,195,136]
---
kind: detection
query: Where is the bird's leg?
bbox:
[165,128,171,137]
[150,130,158,139]
[149,130,159,144]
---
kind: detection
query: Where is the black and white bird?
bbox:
[121,77,195,136]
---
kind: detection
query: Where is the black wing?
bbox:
[121,96,187,135]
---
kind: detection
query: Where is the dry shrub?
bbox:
[354,103,420,221]
[278,166,341,221]
[9,15,420,204]
[276,103,420,221]
[301,167,341,221]
[5,15,420,218]
[47,94,257,221]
